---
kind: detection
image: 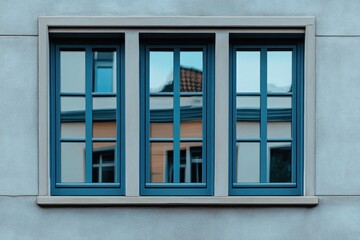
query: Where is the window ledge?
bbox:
[37,196,319,206]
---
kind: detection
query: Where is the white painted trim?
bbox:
[39,16,315,28]
[304,23,316,196]
[37,196,319,206]
[37,16,316,203]
[125,31,140,196]
[48,28,305,34]
[38,19,50,196]
[214,31,229,197]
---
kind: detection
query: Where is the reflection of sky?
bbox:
[150,51,203,92]
[150,52,173,92]
[236,51,292,93]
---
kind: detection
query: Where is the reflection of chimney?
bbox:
[180,67,202,92]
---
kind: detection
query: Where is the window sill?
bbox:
[37,196,319,206]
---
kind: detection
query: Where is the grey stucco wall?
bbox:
[1,0,360,239]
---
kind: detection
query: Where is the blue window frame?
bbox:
[50,39,125,196]
[229,39,304,196]
[140,39,214,196]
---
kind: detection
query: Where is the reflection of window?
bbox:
[230,38,304,196]
[92,147,116,183]
[165,146,203,183]
[94,52,116,93]
[140,37,214,196]
[50,37,124,196]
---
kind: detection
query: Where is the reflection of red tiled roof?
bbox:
[180,67,202,92]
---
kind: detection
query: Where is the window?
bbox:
[229,38,304,195]
[50,36,125,195]
[140,37,215,195]
[38,17,317,205]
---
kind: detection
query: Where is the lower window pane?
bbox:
[150,142,174,183]
[60,142,86,183]
[268,142,292,183]
[235,142,260,183]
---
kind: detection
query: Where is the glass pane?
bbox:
[267,97,292,138]
[180,51,203,92]
[180,97,203,138]
[235,142,260,183]
[60,51,85,93]
[267,51,292,93]
[150,142,174,183]
[150,97,173,138]
[268,142,292,183]
[93,51,116,93]
[236,51,260,93]
[93,142,117,183]
[180,142,203,183]
[150,51,174,93]
[236,96,260,139]
[61,142,86,183]
[60,97,85,138]
[93,97,116,138]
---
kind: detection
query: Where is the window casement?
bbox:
[38,17,318,205]
[229,38,304,196]
[50,36,125,195]
[139,37,215,196]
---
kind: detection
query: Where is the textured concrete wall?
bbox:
[1,0,360,239]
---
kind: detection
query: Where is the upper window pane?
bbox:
[236,51,260,93]
[180,51,203,92]
[149,51,174,93]
[94,51,116,93]
[60,51,86,93]
[267,51,292,93]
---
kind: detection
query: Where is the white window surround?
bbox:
[37,16,318,206]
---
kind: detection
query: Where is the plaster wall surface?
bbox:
[1,0,360,35]
[1,197,360,240]
[0,0,359,239]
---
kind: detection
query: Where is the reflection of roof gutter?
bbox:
[61,108,291,123]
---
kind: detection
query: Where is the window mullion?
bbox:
[260,48,268,183]
[214,31,229,197]
[173,48,181,183]
[85,47,93,183]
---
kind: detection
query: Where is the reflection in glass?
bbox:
[92,142,116,183]
[268,142,292,183]
[150,51,174,93]
[236,51,260,93]
[93,97,116,138]
[180,97,202,138]
[236,142,260,183]
[180,142,203,183]
[94,51,116,93]
[267,51,292,92]
[236,96,260,138]
[60,97,85,138]
[150,142,174,183]
[61,142,86,183]
[60,51,85,93]
[267,97,292,138]
[180,51,203,92]
[150,97,173,138]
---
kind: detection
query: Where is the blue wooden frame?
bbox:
[140,41,214,196]
[229,42,304,196]
[50,42,125,196]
